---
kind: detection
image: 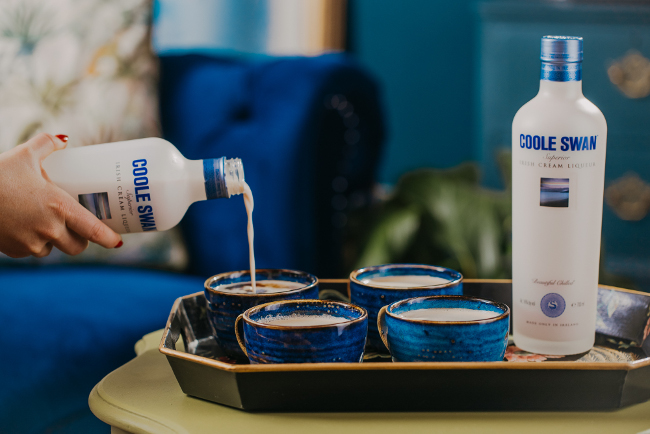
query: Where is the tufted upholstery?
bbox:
[159,53,384,278]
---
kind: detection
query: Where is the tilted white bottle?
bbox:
[512,36,607,355]
[42,138,245,234]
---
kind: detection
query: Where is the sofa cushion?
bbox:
[0,266,204,433]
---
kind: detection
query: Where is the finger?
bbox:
[51,228,89,256]
[0,246,29,259]
[64,199,122,249]
[33,242,53,258]
[65,198,122,249]
[21,133,68,162]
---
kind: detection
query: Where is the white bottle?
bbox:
[42,138,245,234]
[511,36,607,355]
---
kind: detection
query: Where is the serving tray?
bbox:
[159,279,650,411]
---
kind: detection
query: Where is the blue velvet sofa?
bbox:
[0,53,383,433]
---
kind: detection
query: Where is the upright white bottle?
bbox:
[42,138,245,234]
[511,36,607,355]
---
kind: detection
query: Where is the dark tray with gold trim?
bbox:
[159,279,650,411]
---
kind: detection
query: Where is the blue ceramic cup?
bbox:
[204,269,319,361]
[349,264,463,351]
[235,299,368,364]
[377,295,510,362]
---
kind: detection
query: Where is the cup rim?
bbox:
[204,269,318,297]
[385,295,510,325]
[242,299,368,330]
[349,263,463,290]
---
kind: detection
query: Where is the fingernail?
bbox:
[55,134,69,143]
[115,241,123,248]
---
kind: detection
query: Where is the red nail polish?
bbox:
[115,241,123,248]
[55,134,69,143]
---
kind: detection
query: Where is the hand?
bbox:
[0,133,123,258]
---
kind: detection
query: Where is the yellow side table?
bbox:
[89,331,650,434]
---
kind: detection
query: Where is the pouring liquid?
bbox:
[243,182,256,293]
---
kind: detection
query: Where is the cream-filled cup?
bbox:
[349,264,463,352]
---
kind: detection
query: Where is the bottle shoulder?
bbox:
[513,94,607,132]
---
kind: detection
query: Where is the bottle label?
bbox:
[540,293,566,318]
[540,178,569,207]
[78,192,112,220]
[131,159,158,231]
[541,62,581,82]
[518,134,597,152]
[512,127,606,344]
[107,158,158,233]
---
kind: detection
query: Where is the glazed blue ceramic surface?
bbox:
[204,269,319,360]
[378,295,510,362]
[349,264,463,351]
[238,300,368,364]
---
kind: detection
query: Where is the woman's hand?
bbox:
[0,133,122,258]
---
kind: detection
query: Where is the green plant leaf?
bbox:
[351,161,512,278]
[355,204,421,268]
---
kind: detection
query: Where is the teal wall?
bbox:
[349,0,477,185]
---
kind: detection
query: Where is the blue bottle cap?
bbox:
[541,36,583,63]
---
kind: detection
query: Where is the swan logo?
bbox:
[541,293,566,318]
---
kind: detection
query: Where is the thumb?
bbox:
[23,133,68,161]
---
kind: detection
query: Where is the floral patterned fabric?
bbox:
[0,0,186,269]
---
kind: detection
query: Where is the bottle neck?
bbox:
[540,59,581,82]
[538,60,583,99]
[538,79,583,99]
[203,157,245,199]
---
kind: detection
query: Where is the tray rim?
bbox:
[159,279,650,373]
